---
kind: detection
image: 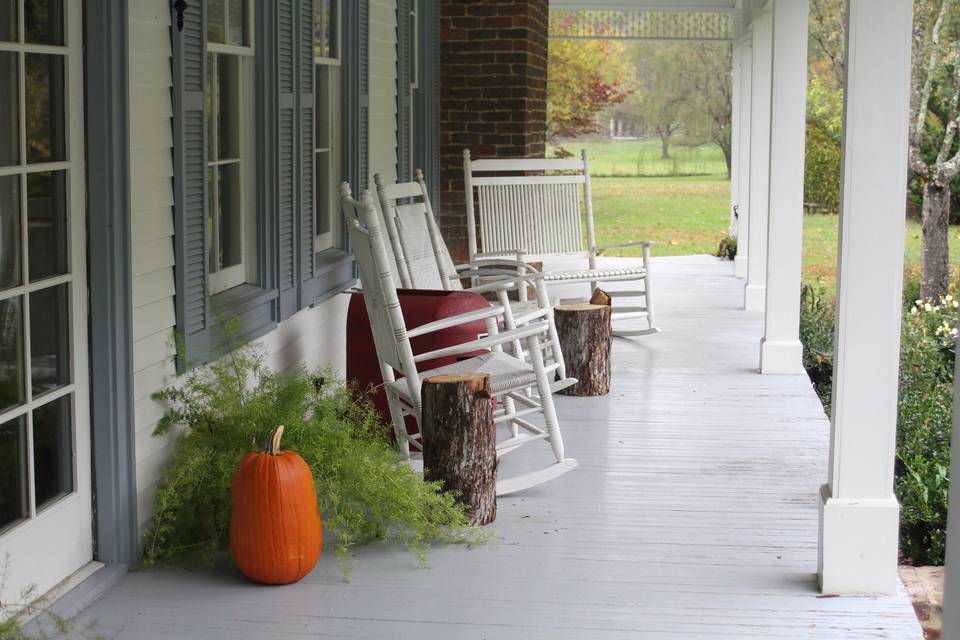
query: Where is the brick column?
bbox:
[439,0,549,261]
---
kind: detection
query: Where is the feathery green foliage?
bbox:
[143,343,486,577]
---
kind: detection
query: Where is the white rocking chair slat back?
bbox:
[476,182,585,258]
[344,190,417,376]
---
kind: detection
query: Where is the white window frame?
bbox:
[206,0,255,296]
[314,0,341,254]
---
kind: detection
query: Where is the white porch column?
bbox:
[743,13,770,309]
[757,0,807,374]
[733,36,752,279]
[944,353,960,634]
[728,39,740,239]
[818,0,912,595]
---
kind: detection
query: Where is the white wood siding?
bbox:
[128,0,178,531]
[369,0,398,186]
[127,2,368,530]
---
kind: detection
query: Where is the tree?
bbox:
[678,42,733,176]
[622,42,694,160]
[547,37,632,141]
[909,0,960,298]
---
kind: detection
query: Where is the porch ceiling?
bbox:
[69,256,921,639]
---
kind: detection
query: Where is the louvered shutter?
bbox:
[359,1,370,190]
[413,0,440,210]
[171,0,210,361]
[276,0,299,320]
[297,0,316,301]
[396,0,411,182]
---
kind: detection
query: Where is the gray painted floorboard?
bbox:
[72,255,923,639]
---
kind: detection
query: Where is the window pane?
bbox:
[0,51,19,166]
[29,283,70,396]
[217,55,240,159]
[315,65,329,149]
[207,54,215,160]
[0,0,17,42]
[207,165,217,272]
[207,0,225,44]
[0,416,27,531]
[24,0,63,45]
[316,150,330,236]
[32,394,73,509]
[315,0,335,59]
[0,175,21,290]
[327,0,336,58]
[218,163,242,268]
[25,53,66,164]
[27,170,67,281]
[0,297,24,413]
[227,0,246,47]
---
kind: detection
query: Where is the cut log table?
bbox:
[555,297,612,397]
[421,373,498,525]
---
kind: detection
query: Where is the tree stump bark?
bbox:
[421,373,497,525]
[555,300,612,397]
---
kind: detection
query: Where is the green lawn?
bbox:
[549,139,729,177]
[589,175,958,291]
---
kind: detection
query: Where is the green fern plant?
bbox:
[144,342,487,578]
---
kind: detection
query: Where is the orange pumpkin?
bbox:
[229,426,322,584]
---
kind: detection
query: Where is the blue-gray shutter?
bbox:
[343,0,370,193]
[277,0,299,320]
[171,0,210,352]
[396,0,411,182]
[297,0,316,298]
[413,0,440,209]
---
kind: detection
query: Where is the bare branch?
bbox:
[935,37,960,169]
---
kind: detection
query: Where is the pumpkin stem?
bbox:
[264,425,284,455]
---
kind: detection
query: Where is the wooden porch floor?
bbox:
[72,255,922,639]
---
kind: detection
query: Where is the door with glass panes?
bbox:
[0,0,92,601]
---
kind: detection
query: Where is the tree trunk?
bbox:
[555,301,612,397]
[421,373,497,525]
[659,131,671,160]
[921,181,951,299]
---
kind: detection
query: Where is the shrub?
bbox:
[804,75,843,215]
[715,235,737,261]
[799,281,956,565]
[144,344,484,576]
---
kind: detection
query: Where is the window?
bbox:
[206,0,255,295]
[0,0,76,531]
[314,0,341,254]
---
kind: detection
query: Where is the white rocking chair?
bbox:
[373,170,570,385]
[463,148,659,337]
[344,189,578,496]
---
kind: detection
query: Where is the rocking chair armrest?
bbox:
[592,240,654,255]
[412,321,550,364]
[405,304,506,339]
[461,271,547,295]
[453,258,540,273]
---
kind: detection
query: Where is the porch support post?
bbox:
[818,0,912,595]
[743,11,771,309]
[944,337,960,633]
[734,35,752,279]
[728,38,740,239]
[757,0,807,374]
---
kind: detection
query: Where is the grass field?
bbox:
[576,140,959,291]
[549,139,729,177]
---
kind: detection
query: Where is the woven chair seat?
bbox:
[387,351,536,402]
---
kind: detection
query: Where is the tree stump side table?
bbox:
[422,373,498,525]
[555,301,612,396]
